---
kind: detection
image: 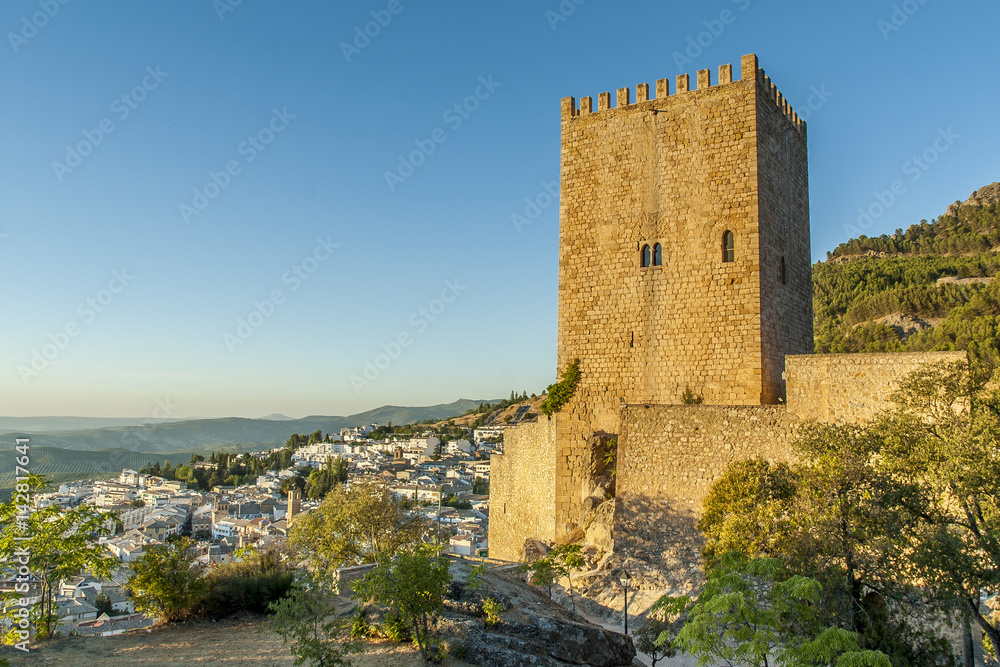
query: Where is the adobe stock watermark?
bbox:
[545,0,586,31]
[17,269,134,384]
[843,127,959,238]
[179,107,295,224]
[9,438,33,653]
[878,0,930,40]
[152,397,179,422]
[224,236,338,352]
[7,0,72,54]
[350,278,468,393]
[759,83,833,159]
[384,75,501,192]
[672,0,751,72]
[340,0,415,63]
[511,180,559,234]
[214,0,246,21]
[51,66,170,182]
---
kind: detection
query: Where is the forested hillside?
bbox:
[814,184,1000,371]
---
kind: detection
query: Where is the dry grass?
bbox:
[22,614,474,666]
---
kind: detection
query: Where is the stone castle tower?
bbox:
[490,53,962,568]
[558,53,812,413]
[551,54,812,538]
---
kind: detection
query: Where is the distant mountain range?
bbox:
[0,399,496,454]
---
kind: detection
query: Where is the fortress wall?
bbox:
[786,351,968,423]
[614,404,798,590]
[488,417,558,561]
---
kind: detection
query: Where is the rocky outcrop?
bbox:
[437,563,636,666]
[441,615,636,667]
[947,182,1000,216]
[585,499,615,553]
[876,312,932,338]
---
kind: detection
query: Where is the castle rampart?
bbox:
[785,351,969,423]
[560,54,806,136]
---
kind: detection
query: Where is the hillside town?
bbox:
[5,422,508,638]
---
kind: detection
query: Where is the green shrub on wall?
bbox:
[541,359,581,417]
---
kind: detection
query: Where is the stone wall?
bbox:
[613,404,798,590]
[786,351,968,423]
[488,417,558,562]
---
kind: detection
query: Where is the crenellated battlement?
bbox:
[561,53,805,134]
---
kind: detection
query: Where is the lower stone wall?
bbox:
[786,351,968,423]
[490,349,971,573]
[489,418,558,561]
[614,405,799,591]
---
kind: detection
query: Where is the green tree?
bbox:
[352,543,451,661]
[262,572,353,667]
[790,423,924,639]
[672,553,891,667]
[126,538,206,622]
[94,591,114,617]
[518,545,585,609]
[877,361,1000,654]
[280,475,307,498]
[518,555,557,599]
[634,597,687,667]
[702,439,953,663]
[550,544,585,611]
[699,457,798,567]
[289,482,426,572]
[305,457,348,500]
[0,474,121,639]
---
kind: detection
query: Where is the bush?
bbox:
[197,546,294,618]
[380,611,410,642]
[481,597,503,626]
[681,385,703,404]
[541,359,581,417]
[350,608,376,638]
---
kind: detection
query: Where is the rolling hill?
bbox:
[0,399,497,454]
[814,182,1000,371]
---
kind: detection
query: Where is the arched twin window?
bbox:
[640,243,663,268]
[722,231,735,263]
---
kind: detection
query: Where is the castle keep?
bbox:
[489,54,964,572]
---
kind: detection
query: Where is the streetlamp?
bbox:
[619,570,632,635]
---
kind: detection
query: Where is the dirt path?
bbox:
[18,615,473,667]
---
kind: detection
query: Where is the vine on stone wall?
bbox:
[603,437,618,478]
[681,385,704,405]
[541,359,581,417]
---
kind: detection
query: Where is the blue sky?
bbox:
[1,0,997,419]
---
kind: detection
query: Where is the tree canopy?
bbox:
[289,482,427,573]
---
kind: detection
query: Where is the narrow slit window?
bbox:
[653,243,662,266]
[641,244,651,268]
[779,256,787,284]
[722,231,735,263]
